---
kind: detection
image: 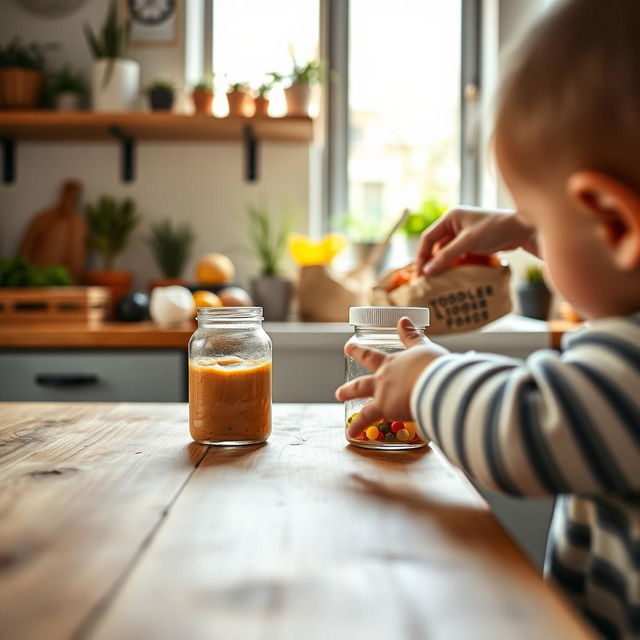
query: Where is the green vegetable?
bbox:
[0,255,72,287]
[401,198,449,237]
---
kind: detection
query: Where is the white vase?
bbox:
[55,92,81,111]
[284,84,311,116]
[91,59,139,111]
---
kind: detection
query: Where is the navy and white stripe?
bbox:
[411,315,640,639]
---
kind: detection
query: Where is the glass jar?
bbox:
[345,306,430,450]
[188,307,272,445]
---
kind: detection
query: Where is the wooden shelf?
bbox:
[0,111,314,183]
[0,111,314,142]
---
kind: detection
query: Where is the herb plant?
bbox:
[147,220,194,279]
[246,202,291,277]
[85,196,138,270]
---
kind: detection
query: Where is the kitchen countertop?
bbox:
[0,402,593,639]
[0,315,578,351]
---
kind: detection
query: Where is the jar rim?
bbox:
[197,306,263,322]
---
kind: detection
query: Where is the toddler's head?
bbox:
[495,0,640,318]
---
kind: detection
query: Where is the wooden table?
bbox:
[0,403,593,640]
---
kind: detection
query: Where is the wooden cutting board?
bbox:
[20,180,87,281]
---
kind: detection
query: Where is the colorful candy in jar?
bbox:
[346,413,422,444]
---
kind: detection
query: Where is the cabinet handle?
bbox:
[35,373,99,387]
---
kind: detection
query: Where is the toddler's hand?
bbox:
[335,317,449,438]
[416,206,538,277]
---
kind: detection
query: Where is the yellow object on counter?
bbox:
[288,232,348,266]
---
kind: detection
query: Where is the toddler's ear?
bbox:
[567,171,640,271]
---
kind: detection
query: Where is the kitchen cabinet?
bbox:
[0,350,185,402]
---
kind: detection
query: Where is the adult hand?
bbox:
[335,317,449,437]
[415,206,538,277]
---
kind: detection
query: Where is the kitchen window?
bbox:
[203,0,475,235]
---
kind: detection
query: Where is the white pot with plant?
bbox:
[51,65,85,110]
[84,1,138,112]
[517,265,552,320]
[246,202,293,321]
[402,198,449,259]
[282,58,324,117]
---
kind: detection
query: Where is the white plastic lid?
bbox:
[348,306,429,328]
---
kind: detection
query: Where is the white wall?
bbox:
[0,0,313,289]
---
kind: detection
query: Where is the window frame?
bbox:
[203,0,482,227]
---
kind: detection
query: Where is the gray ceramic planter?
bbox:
[251,275,293,321]
[517,282,552,320]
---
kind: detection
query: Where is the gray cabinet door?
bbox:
[0,350,186,402]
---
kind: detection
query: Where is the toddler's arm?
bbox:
[411,317,640,496]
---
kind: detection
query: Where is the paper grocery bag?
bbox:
[371,263,512,334]
[298,264,372,322]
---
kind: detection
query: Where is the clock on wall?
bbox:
[127,0,176,26]
[15,0,89,18]
[121,0,181,46]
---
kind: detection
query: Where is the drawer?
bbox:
[0,350,186,402]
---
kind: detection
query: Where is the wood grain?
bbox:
[89,404,593,640]
[0,112,313,142]
[0,402,206,640]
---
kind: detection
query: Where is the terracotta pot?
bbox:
[254,96,270,117]
[84,270,133,317]
[226,90,254,117]
[0,68,44,108]
[192,89,213,115]
[284,83,311,116]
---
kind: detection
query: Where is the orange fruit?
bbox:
[193,290,223,308]
[195,253,235,285]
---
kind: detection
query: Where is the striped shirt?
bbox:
[410,315,640,639]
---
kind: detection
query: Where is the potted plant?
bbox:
[50,65,85,111]
[84,196,139,314]
[147,219,194,289]
[283,57,324,117]
[191,75,214,115]
[84,1,138,111]
[226,81,252,117]
[246,201,293,321]
[517,265,552,320]
[402,197,449,258]
[0,38,55,108]
[146,78,175,111]
[253,78,275,117]
[340,211,392,273]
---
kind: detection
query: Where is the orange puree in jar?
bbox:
[189,356,272,445]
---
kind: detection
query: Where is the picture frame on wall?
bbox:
[119,0,183,47]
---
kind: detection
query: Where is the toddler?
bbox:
[337,1,640,638]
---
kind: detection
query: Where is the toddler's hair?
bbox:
[496,0,640,188]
